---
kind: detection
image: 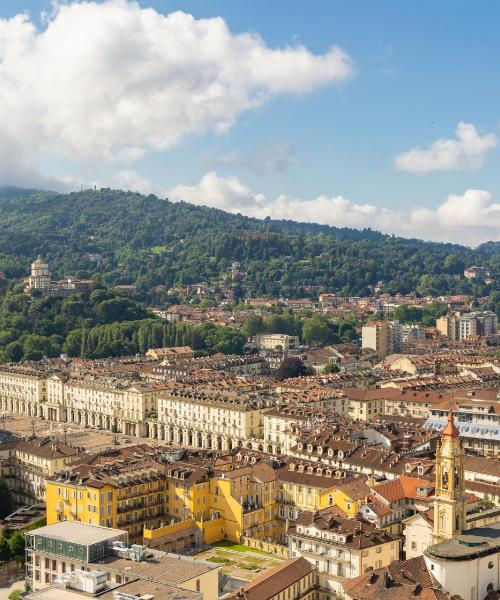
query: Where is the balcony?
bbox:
[242,502,264,514]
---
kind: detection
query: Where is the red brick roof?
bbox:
[374,476,434,503]
[343,556,453,600]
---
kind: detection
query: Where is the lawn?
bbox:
[211,541,286,559]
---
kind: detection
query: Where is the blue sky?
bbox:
[1,0,499,244]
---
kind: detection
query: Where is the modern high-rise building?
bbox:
[361,320,402,358]
[436,311,497,341]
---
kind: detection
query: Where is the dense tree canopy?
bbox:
[0,189,497,302]
[0,282,246,362]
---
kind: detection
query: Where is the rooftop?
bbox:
[425,521,500,560]
[93,552,216,585]
[225,557,313,600]
[28,522,125,545]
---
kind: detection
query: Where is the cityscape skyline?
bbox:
[0,1,500,244]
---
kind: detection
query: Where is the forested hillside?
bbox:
[0,189,498,300]
[0,283,245,362]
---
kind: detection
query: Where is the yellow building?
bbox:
[432,410,466,543]
[45,446,212,542]
[0,436,79,506]
[209,461,280,542]
[344,388,386,421]
[277,462,370,522]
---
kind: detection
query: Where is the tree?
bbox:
[0,536,11,562]
[242,315,265,339]
[302,318,331,346]
[4,342,23,362]
[276,357,310,380]
[323,362,340,374]
[0,479,13,518]
[8,531,25,561]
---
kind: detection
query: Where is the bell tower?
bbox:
[433,409,466,543]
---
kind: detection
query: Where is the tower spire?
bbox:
[433,404,465,544]
[442,408,459,437]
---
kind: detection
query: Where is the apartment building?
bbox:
[154,384,270,450]
[436,311,498,341]
[47,375,158,436]
[361,321,402,358]
[425,391,500,456]
[360,475,434,536]
[382,390,452,419]
[343,389,386,421]
[263,405,349,454]
[45,447,212,542]
[288,509,400,598]
[254,333,300,352]
[0,436,79,505]
[276,462,370,523]
[0,364,48,418]
[209,460,281,542]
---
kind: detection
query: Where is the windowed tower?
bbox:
[433,410,466,543]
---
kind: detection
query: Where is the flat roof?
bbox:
[92,553,216,585]
[425,521,500,560]
[27,580,200,600]
[29,522,125,545]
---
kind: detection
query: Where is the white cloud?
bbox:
[112,170,154,195]
[0,1,353,187]
[167,172,500,246]
[394,122,497,174]
[168,171,265,210]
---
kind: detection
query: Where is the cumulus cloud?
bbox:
[167,172,500,246]
[394,122,497,174]
[0,0,353,187]
[112,170,155,195]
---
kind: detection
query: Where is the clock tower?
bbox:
[433,409,466,543]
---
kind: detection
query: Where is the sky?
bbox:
[0,0,500,245]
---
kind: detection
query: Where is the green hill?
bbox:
[0,188,497,299]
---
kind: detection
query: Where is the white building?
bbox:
[288,509,400,598]
[424,521,500,600]
[28,256,51,291]
[254,333,299,352]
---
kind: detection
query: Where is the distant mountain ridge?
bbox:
[0,186,43,200]
[0,188,497,299]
